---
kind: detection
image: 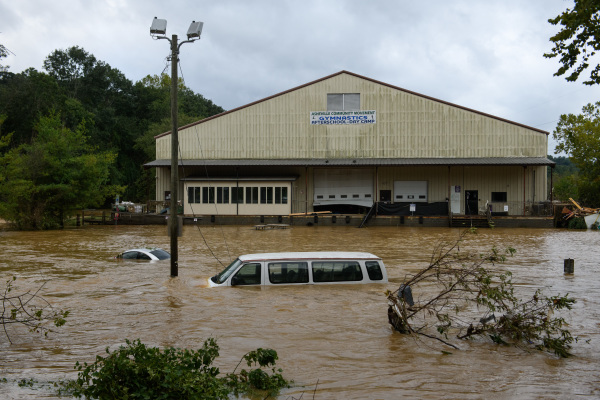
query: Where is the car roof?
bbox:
[238,251,381,262]
[123,248,161,252]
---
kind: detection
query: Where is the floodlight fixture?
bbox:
[187,21,204,40]
[150,17,167,36]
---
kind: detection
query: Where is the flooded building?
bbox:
[145,71,554,219]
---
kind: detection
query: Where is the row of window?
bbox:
[233,261,384,285]
[316,194,372,200]
[188,186,288,205]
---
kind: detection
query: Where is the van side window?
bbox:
[365,261,384,281]
[312,261,363,282]
[268,262,309,284]
[232,263,261,285]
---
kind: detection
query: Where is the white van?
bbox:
[208,251,388,287]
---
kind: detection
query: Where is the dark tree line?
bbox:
[0,45,224,228]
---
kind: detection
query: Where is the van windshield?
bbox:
[212,258,243,284]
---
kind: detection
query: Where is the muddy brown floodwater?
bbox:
[1,224,599,399]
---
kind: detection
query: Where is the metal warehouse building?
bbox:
[145,71,554,220]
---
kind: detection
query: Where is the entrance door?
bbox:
[465,190,478,215]
[380,190,391,202]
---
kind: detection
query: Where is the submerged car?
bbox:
[115,248,171,261]
[209,251,388,287]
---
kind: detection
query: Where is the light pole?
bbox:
[150,17,204,277]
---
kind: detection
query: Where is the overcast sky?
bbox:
[1,0,597,155]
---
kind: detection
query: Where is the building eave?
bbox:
[144,157,556,168]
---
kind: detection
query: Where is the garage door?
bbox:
[314,169,374,207]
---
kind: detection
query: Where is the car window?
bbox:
[232,263,261,285]
[312,261,363,282]
[268,262,309,284]
[138,252,152,260]
[365,261,384,281]
[121,251,139,260]
[150,249,170,260]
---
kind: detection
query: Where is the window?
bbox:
[246,187,259,204]
[275,187,288,204]
[260,187,273,204]
[202,187,215,204]
[492,192,507,202]
[232,263,261,285]
[327,93,360,111]
[365,261,384,281]
[232,187,244,204]
[312,261,363,282]
[268,262,309,284]
[188,187,201,204]
[216,187,229,204]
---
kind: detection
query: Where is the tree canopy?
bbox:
[0,113,121,229]
[553,102,600,206]
[0,44,224,219]
[544,0,600,85]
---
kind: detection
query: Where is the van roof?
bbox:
[238,251,381,262]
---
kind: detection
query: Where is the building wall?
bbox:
[153,72,551,217]
[156,73,548,161]
[159,164,549,216]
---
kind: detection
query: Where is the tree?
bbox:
[0,43,11,73]
[1,276,69,344]
[545,0,600,85]
[547,155,580,202]
[387,230,576,357]
[0,112,121,229]
[0,68,65,147]
[553,102,600,206]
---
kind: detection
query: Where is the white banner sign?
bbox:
[310,110,376,125]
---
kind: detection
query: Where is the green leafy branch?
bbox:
[387,230,576,357]
[62,338,290,399]
[1,276,69,344]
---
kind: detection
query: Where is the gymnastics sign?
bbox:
[310,110,376,125]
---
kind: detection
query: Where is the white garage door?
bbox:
[394,181,428,203]
[314,169,374,207]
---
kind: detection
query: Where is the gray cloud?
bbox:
[1,0,597,155]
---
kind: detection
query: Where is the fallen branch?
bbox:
[387,230,576,357]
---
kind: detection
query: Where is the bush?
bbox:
[63,338,289,399]
[568,216,588,229]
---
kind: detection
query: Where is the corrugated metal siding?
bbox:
[156,73,548,161]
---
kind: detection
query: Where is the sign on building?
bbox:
[310,111,376,125]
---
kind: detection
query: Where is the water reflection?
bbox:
[0,225,599,399]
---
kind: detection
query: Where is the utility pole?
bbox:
[150,17,204,277]
[169,33,179,277]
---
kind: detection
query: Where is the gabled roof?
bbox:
[155,70,549,139]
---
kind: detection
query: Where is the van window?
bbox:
[365,261,384,281]
[232,263,261,285]
[268,262,309,284]
[312,261,363,282]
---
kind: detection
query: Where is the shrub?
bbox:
[64,338,289,399]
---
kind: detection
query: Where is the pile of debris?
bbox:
[562,198,600,229]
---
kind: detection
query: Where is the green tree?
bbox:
[0,112,121,229]
[553,102,600,207]
[545,0,600,85]
[0,68,65,147]
[0,43,10,73]
[547,155,580,202]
